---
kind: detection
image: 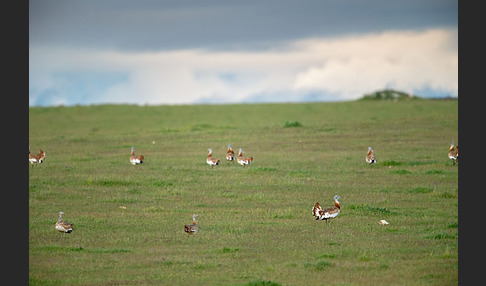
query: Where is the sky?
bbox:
[29,0,458,107]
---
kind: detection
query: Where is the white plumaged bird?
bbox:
[207,148,220,167]
[237,148,253,167]
[226,144,235,163]
[448,142,458,165]
[130,146,144,165]
[312,195,341,224]
[365,146,376,166]
[29,145,45,167]
[55,211,74,234]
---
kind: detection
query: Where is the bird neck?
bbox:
[334,200,340,209]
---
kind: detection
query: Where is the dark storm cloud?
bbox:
[29,0,457,51]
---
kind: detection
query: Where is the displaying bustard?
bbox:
[226,144,236,163]
[207,148,220,167]
[184,214,199,234]
[237,148,253,167]
[130,146,144,165]
[29,145,45,167]
[55,211,74,234]
[448,142,458,165]
[365,146,376,166]
[312,195,341,224]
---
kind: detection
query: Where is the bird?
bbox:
[184,214,199,234]
[29,145,45,167]
[237,148,253,167]
[55,211,74,234]
[312,195,341,224]
[365,146,377,166]
[130,146,144,165]
[448,142,458,165]
[225,144,236,163]
[206,148,220,167]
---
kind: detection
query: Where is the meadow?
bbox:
[29,99,458,285]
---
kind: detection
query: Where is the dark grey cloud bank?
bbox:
[30,0,457,51]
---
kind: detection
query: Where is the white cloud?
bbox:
[29,28,457,106]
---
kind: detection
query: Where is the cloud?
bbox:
[292,28,458,99]
[29,28,457,106]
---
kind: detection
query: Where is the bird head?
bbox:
[334,195,341,201]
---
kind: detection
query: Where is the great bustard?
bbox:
[365,146,376,166]
[226,144,236,163]
[312,195,341,224]
[184,214,199,234]
[207,148,220,167]
[448,142,458,165]
[130,146,144,165]
[237,148,253,167]
[55,211,74,235]
[29,145,45,167]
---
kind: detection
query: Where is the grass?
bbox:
[29,100,458,285]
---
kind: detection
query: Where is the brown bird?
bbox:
[55,211,74,234]
[206,148,220,167]
[237,148,253,167]
[130,146,144,165]
[312,195,341,224]
[184,214,199,234]
[29,145,45,167]
[225,144,236,163]
[365,146,376,166]
[448,142,458,165]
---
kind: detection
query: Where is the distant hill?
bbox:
[359,89,421,101]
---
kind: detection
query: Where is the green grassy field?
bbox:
[29,99,458,285]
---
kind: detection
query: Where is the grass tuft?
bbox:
[221,247,240,253]
[425,169,445,175]
[407,187,433,194]
[317,253,336,259]
[425,232,458,240]
[348,204,392,214]
[283,121,303,128]
[85,179,138,187]
[381,160,402,166]
[390,169,412,175]
[304,260,332,271]
[246,280,282,286]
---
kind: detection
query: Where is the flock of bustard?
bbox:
[29,142,458,235]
